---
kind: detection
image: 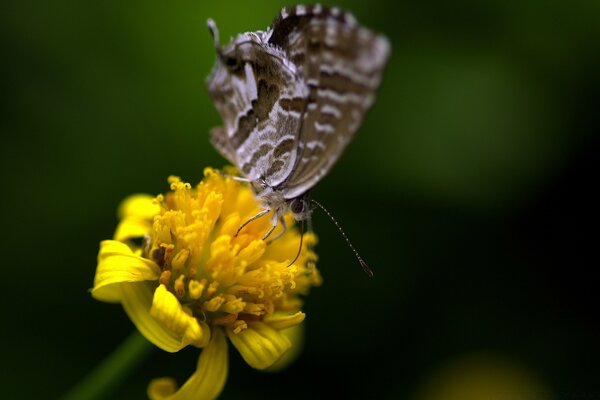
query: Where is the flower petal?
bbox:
[118,194,159,220]
[114,217,152,242]
[263,311,305,330]
[265,323,305,372]
[92,240,161,303]
[147,378,177,400]
[114,194,158,242]
[119,282,185,353]
[150,284,210,348]
[147,328,228,400]
[227,322,291,370]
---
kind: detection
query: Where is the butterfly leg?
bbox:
[304,217,317,271]
[262,212,280,241]
[266,216,287,244]
[229,176,252,183]
[235,208,270,237]
[217,171,252,183]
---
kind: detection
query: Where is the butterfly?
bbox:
[206,4,389,274]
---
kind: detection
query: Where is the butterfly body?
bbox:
[207,4,389,228]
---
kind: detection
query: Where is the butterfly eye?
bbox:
[224,56,239,68]
[290,199,305,215]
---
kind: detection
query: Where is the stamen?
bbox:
[188,279,206,299]
[243,303,265,316]
[231,320,248,334]
[161,243,175,265]
[171,249,189,271]
[212,313,237,325]
[174,275,186,297]
[223,296,245,314]
[204,295,225,312]
[207,281,219,296]
[159,270,172,287]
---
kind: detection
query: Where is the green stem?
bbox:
[62,330,154,400]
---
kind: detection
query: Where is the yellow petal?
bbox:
[150,284,210,348]
[265,323,305,373]
[119,282,185,353]
[263,311,305,330]
[118,194,159,220]
[227,322,291,370]
[92,240,161,303]
[114,217,152,242]
[148,328,228,400]
[114,194,158,242]
[147,378,177,400]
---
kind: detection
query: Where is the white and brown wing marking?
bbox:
[267,5,390,199]
[207,25,308,188]
[207,5,389,220]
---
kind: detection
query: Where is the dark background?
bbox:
[1,0,598,398]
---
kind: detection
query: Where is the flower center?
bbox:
[144,173,318,334]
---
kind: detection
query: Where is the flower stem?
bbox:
[62,330,154,400]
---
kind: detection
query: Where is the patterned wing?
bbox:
[210,126,236,165]
[207,27,308,188]
[268,5,390,199]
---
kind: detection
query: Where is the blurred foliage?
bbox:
[1,0,598,399]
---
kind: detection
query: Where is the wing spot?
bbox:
[241,143,273,176]
[265,160,285,177]
[273,138,296,158]
[296,5,307,15]
[278,97,305,113]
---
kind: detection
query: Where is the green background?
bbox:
[1,0,598,398]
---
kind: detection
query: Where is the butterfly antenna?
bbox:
[207,19,222,54]
[286,219,305,268]
[311,200,374,277]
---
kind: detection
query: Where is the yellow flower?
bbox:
[92,168,321,399]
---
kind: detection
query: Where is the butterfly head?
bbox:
[207,19,239,70]
[207,19,273,73]
[288,194,313,222]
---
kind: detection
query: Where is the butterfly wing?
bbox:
[207,30,308,188]
[268,5,390,199]
[210,126,236,165]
